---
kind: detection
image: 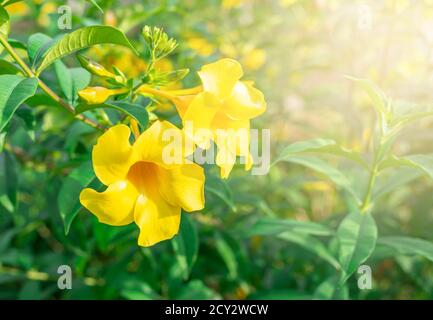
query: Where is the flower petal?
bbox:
[224,81,266,120]
[133,120,188,166]
[158,163,205,212]
[80,180,138,226]
[134,193,181,247]
[212,113,253,178]
[183,92,221,149]
[92,124,134,185]
[198,58,243,100]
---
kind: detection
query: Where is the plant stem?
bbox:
[0,34,105,131]
[360,135,385,213]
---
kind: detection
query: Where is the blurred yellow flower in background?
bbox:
[222,0,248,9]
[187,35,215,57]
[38,2,56,27]
[242,47,266,71]
[5,2,29,15]
[80,121,205,247]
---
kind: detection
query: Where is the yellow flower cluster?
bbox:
[80,58,266,247]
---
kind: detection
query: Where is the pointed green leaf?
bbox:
[380,154,433,179]
[276,155,361,204]
[36,26,137,74]
[278,232,340,269]
[0,75,38,132]
[214,233,238,279]
[86,0,104,13]
[54,61,91,104]
[314,276,349,300]
[172,213,199,280]
[0,60,21,75]
[378,236,433,263]
[347,76,389,117]
[76,101,149,128]
[27,33,53,68]
[244,217,334,237]
[0,5,10,38]
[274,138,366,168]
[0,151,18,212]
[58,162,95,235]
[337,212,377,281]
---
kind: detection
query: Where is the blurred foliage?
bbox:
[2,0,433,300]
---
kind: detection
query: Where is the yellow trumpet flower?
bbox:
[137,59,266,178]
[80,121,205,247]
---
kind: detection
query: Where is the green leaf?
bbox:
[0,60,21,75]
[76,101,149,128]
[0,75,38,132]
[380,154,433,179]
[58,162,95,235]
[274,138,366,168]
[314,276,349,300]
[244,217,334,237]
[278,232,340,269]
[275,155,361,203]
[348,76,389,117]
[378,236,433,262]
[214,233,238,279]
[54,61,91,104]
[205,175,236,212]
[86,0,104,13]
[373,167,422,201]
[0,5,10,38]
[0,151,18,212]
[36,26,137,74]
[27,33,53,68]
[54,61,73,102]
[174,280,221,300]
[120,280,158,300]
[172,213,199,280]
[337,212,377,281]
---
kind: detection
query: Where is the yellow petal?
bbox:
[133,120,187,166]
[224,81,266,120]
[198,58,243,100]
[183,92,221,148]
[212,114,253,178]
[92,124,134,185]
[158,164,205,212]
[134,193,181,247]
[80,180,138,226]
[172,95,196,118]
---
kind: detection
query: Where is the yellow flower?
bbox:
[80,121,205,247]
[78,86,129,105]
[137,59,266,178]
[185,59,266,178]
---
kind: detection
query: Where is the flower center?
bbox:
[127,161,159,195]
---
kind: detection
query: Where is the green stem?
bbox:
[360,135,385,214]
[0,34,105,131]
